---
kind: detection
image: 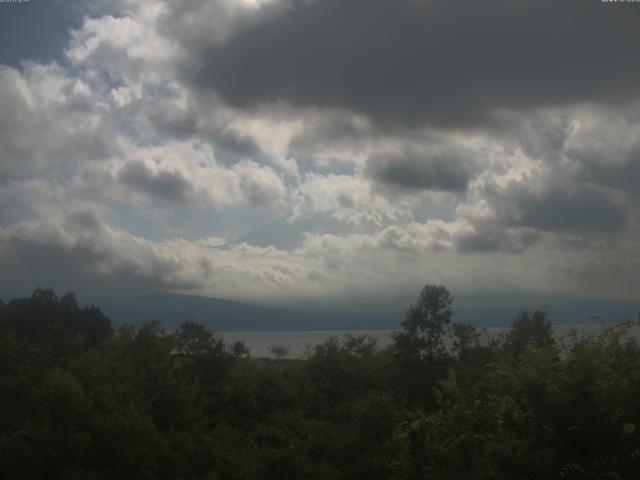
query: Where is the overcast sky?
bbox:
[1,0,639,305]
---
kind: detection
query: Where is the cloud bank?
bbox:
[1,0,639,304]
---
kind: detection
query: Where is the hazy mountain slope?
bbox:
[2,290,637,331]
[82,292,638,331]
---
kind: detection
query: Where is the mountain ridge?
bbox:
[2,290,637,331]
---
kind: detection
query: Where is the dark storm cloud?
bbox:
[366,148,476,192]
[145,102,262,164]
[147,108,199,140]
[0,231,196,297]
[489,184,630,234]
[456,233,503,253]
[456,228,541,254]
[212,130,262,165]
[197,0,640,126]
[118,162,193,202]
[587,162,640,195]
[287,113,373,157]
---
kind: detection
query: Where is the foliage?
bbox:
[1,287,639,479]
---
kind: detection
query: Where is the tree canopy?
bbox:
[1,287,639,479]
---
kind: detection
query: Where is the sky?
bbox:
[0,0,639,306]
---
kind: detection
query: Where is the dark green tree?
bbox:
[505,309,554,354]
[393,285,453,366]
[230,340,250,358]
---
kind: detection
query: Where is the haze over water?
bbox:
[224,322,640,358]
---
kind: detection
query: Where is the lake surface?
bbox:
[222,321,639,358]
[222,329,394,358]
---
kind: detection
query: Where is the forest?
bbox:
[1,286,639,479]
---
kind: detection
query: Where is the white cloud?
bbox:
[1,0,639,303]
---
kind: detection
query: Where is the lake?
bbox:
[221,321,639,358]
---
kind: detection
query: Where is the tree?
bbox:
[173,321,231,404]
[269,344,291,360]
[450,321,493,367]
[393,284,454,367]
[505,309,554,354]
[391,285,454,405]
[175,320,224,357]
[450,322,481,359]
[342,334,378,358]
[231,340,251,358]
